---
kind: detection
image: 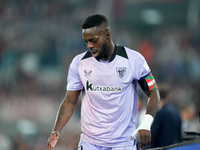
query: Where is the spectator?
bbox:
[150,83,182,148]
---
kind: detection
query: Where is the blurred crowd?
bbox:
[0,0,200,150]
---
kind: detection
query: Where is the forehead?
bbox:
[82,27,102,39]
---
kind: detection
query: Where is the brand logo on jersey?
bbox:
[86,80,122,92]
[116,67,126,78]
[84,70,92,76]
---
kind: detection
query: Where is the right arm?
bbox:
[47,90,81,150]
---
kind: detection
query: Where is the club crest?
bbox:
[116,67,126,78]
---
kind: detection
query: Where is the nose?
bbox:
[87,42,94,49]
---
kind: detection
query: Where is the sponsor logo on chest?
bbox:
[86,80,122,92]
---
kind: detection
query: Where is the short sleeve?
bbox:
[132,51,151,81]
[66,55,83,91]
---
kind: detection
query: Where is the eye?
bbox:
[84,38,98,45]
[90,38,98,43]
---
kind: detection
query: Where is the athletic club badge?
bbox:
[116,67,126,78]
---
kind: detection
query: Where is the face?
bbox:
[82,27,110,60]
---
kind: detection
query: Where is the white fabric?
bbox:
[131,114,153,138]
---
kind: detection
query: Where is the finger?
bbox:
[47,137,56,148]
[143,133,147,145]
[144,135,150,146]
[48,146,54,150]
[52,136,59,140]
[138,131,143,150]
[49,133,56,141]
[143,136,148,149]
[47,142,53,150]
[138,132,145,149]
[49,144,55,150]
[47,139,52,147]
[142,131,151,145]
[143,134,151,148]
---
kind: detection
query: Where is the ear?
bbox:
[105,31,111,39]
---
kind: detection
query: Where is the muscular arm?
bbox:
[133,73,160,150]
[133,89,160,150]
[47,90,81,150]
[138,72,160,117]
[145,88,160,118]
[53,90,81,132]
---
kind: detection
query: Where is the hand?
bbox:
[131,129,151,150]
[130,114,153,150]
[138,129,151,150]
[47,131,59,150]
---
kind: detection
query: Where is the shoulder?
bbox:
[120,46,147,67]
[71,51,91,65]
[114,45,144,61]
[123,46,145,60]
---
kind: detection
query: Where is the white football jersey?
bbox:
[67,45,150,147]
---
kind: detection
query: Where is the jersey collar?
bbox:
[96,45,117,63]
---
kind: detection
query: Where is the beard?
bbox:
[96,41,109,60]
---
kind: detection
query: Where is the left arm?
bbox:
[145,88,160,118]
[131,73,160,150]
